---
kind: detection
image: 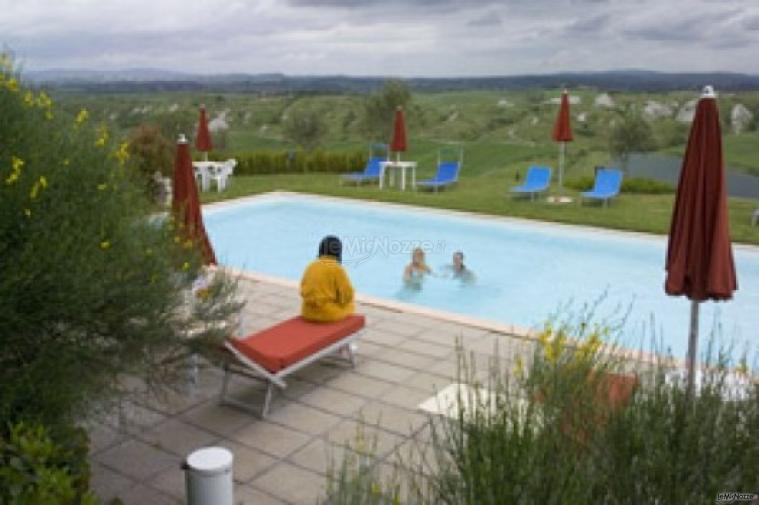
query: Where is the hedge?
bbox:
[208,149,367,175]
[566,175,675,194]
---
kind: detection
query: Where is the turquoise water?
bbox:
[205,195,759,360]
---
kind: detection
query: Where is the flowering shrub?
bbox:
[0,55,241,429]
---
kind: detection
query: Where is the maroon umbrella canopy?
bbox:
[664,86,736,395]
[665,89,736,301]
[552,90,574,143]
[195,105,213,157]
[172,136,217,265]
[390,106,407,159]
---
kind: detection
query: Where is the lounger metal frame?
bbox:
[219,330,363,417]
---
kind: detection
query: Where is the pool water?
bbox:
[205,194,759,360]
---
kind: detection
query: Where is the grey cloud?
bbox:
[743,15,759,30]
[623,9,741,43]
[467,12,502,27]
[565,14,611,35]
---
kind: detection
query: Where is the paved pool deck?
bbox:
[88,276,537,505]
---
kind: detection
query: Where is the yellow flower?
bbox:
[5,156,24,185]
[174,235,181,244]
[183,239,194,249]
[94,125,109,147]
[36,91,52,109]
[6,78,18,93]
[24,208,32,218]
[100,240,111,250]
[182,261,190,271]
[0,53,11,71]
[97,183,108,191]
[370,483,382,496]
[145,248,153,256]
[45,110,54,121]
[24,91,34,106]
[514,356,524,379]
[62,159,70,166]
[39,176,47,189]
[75,108,89,125]
[113,142,129,165]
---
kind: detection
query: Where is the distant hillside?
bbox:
[25,69,759,93]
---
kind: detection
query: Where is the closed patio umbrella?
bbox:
[552,89,574,189]
[173,134,217,265]
[664,85,737,396]
[390,106,407,162]
[195,104,213,161]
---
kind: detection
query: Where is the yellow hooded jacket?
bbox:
[300,256,355,322]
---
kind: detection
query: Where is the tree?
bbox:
[127,123,174,198]
[282,107,327,151]
[363,79,412,142]
[608,104,656,170]
[0,57,240,430]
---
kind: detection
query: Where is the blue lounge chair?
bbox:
[581,168,623,207]
[510,166,552,201]
[341,156,385,185]
[417,161,461,192]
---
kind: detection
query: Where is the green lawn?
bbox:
[201,172,759,246]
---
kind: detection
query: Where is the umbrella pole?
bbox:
[686,300,700,398]
[559,142,565,190]
[203,151,208,162]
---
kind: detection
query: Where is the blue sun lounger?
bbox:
[510,166,552,200]
[341,156,385,185]
[417,161,461,192]
[581,168,623,207]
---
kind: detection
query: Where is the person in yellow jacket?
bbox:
[300,236,355,322]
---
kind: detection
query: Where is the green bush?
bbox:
[0,56,241,429]
[0,422,97,505]
[566,175,674,194]
[210,149,366,175]
[324,312,759,504]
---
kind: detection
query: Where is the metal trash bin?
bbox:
[183,446,234,505]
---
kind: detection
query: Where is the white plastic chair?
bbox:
[209,159,236,192]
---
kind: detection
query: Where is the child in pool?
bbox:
[403,247,432,285]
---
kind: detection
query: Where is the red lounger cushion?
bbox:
[229,315,365,373]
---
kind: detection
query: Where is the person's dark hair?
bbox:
[318,235,342,263]
[454,251,464,261]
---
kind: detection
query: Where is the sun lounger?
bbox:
[417,161,461,192]
[220,314,365,417]
[342,152,387,185]
[510,166,552,200]
[580,168,623,207]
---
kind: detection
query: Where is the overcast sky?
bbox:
[2,0,758,76]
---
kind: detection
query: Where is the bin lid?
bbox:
[186,447,233,476]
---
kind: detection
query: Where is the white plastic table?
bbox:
[379,161,417,190]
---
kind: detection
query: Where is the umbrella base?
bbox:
[546,195,574,204]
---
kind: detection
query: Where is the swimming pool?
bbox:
[205,193,759,360]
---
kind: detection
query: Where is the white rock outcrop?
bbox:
[594,93,615,108]
[643,100,673,120]
[731,104,754,134]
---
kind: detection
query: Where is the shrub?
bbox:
[566,175,674,194]
[283,108,327,151]
[323,310,759,504]
[127,123,174,196]
[0,421,97,505]
[0,55,241,429]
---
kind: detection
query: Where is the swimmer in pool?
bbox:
[445,251,475,283]
[403,247,432,285]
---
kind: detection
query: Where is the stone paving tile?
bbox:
[357,402,428,437]
[298,386,369,417]
[102,401,168,435]
[181,401,257,437]
[223,440,278,483]
[326,419,404,459]
[371,319,428,337]
[288,437,341,475]
[397,337,457,358]
[404,372,456,394]
[252,463,326,505]
[138,418,220,458]
[292,361,352,384]
[374,348,438,371]
[236,484,289,505]
[86,422,127,456]
[114,484,180,505]
[95,438,180,482]
[231,421,312,458]
[325,372,395,399]
[379,386,438,411]
[266,402,342,436]
[90,462,136,503]
[357,360,418,384]
[361,329,409,347]
[147,467,185,501]
[354,340,388,358]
